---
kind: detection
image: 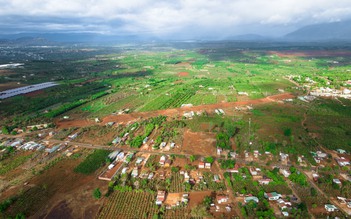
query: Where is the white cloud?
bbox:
[0,0,351,37]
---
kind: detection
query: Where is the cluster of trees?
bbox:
[216,132,231,149]
[130,136,143,148]
[288,166,307,186]
[218,159,236,169]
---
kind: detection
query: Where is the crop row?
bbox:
[98,191,158,219]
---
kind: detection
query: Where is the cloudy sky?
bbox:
[0,0,351,39]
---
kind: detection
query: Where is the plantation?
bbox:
[74,149,110,174]
[98,192,159,219]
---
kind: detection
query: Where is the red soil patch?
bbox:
[30,157,106,219]
[188,191,212,208]
[178,72,189,77]
[0,82,26,92]
[56,93,295,129]
[23,89,44,97]
[173,80,183,84]
[0,70,15,76]
[182,129,216,156]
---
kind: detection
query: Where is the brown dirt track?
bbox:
[178,72,189,77]
[55,93,294,129]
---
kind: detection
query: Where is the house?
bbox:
[280,169,291,178]
[227,163,240,173]
[347,201,351,208]
[229,152,237,158]
[68,133,78,140]
[297,156,303,163]
[205,163,211,169]
[121,167,128,174]
[217,147,222,156]
[337,149,347,154]
[279,152,289,161]
[106,122,115,126]
[160,142,167,148]
[258,178,272,185]
[312,173,319,182]
[253,150,260,158]
[198,162,205,169]
[159,155,166,166]
[156,191,166,205]
[333,179,342,185]
[336,157,350,166]
[164,159,172,168]
[343,88,351,95]
[249,167,261,176]
[314,157,322,164]
[182,194,189,203]
[214,175,220,182]
[131,168,138,178]
[325,204,338,212]
[264,192,282,201]
[216,195,229,204]
[316,151,328,159]
[112,137,122,144]
[184,172,190,182]
[148,172,154,180]
[136,157,144,165]
[170,142,175,148]
[244,196,259,203]
[183,111,195,118]
[282,211,289,217]
[143,137,148,144]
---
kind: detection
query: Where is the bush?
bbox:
[204,156,214,163]
[93,188,102,199]
[130,135,143,148]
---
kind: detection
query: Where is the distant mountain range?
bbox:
[284,20,351,41]
[0,33,154,45]
[0,20,351,45]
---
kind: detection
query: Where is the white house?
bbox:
[333,178,342,185]
[244,196,259,203]
[336,157,350,167]
[336,149,347,154]
[258,178,272,185]
[217,195,229,204]
[280,169,291,178]
[264,192,282,201]
[316,151,328,158]
[325,204,338,212]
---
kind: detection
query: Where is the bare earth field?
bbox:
[27,158,106,219]
[182,129,216,156]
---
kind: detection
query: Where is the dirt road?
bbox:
[56,93,294,129]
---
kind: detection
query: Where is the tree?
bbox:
[1,126,9,135]
[93,188,102,199]
[190,205,211,217]
[203,196,212,208]
[310,187,317,196]
[284,128,292,137]
[152,214,160,219]
[189,155,196,162]
[171,166,179,173]
[204,156,214,163]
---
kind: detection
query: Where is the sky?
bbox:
[0,0,351,39]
